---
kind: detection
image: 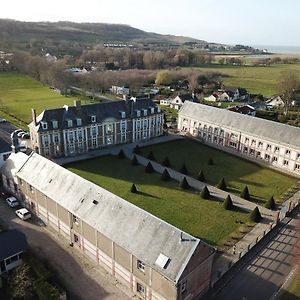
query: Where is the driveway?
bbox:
[0,197,131,300]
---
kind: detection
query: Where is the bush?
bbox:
[147,151,155,161]
[217,177,227,191]
[180,163,188,175]
[130,183,137,193]
[208,157,214,165]
[265,195,276,210]
[249,206,262,222]
[117,149,125,159]
[197,170,205,182]
[240,185,250,200]
[223,194,234,210]
[133,145,141,154]
[179,177,189,189]
[200,186,210,199]
[145,162,154,173]
[131,155,138,166]
[34,279,60,300]
[162,156,171,167]
[161,169,171,181]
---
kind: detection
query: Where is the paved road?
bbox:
[207,210,300,300]
[0,196,131,300]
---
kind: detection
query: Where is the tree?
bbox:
[161,169,171,181]
[147,151,155,161]
[223,195,234,210]
[197,170,206,182]
[145,162,154,173]
[249,206,262,222]
[162,156,171,167]
[200,185,210,199]
[240,185,250,200]
[265,196,276,210]
[132,155,138,166]
[155,70,173,85]
[133,145,141,154]
[180,163,188,175]
[277,70,299,116]
[130,183,137,193]
[117,149,125,159]
[179,177,189,189]
[217,177,227,191]
[208,157,214,165]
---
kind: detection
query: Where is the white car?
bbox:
[6,197,19,208]
[15,208,31,220]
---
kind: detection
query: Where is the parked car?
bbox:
[0,118,6,123]
[15,208,31,220]
[17,131,25,138]
[21,133,30,139]
[6,197,19,208]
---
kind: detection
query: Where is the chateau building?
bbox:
[1,152,215,300]
[178,102,300,175]
[29,99,164,158]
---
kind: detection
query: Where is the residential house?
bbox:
[227,105,256,116]
[111,86,130,96]
[178,102,300,175]
[28,99,164,158]
[266,96,285,108]
[170,94,199,110]
[233,88,249,101]
[1,152,216,300]
[0,230,28,275]
[204,95,217,102]
[160,99,171,106]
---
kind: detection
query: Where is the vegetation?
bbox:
[200,186,210,199]
[131,155,138,166]
[217,177,227,191]
[249,207,262,223]
[208,157,214,165]
[141,140,298,204]
[147,151,155,161]
[131,183,137,193]
[265,196,276,210]
[179,177,189,189]
[197,170,206,182]
[223,195,234,210]
[133,145,141,154]
[162,156,171,167]
[145,162,154,173]
[281,273,300,300]
[240,186,251,201]
[161,169,171,181]
[180,163,188,175]
[117,149,125,159]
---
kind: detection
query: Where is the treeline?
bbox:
[252,56,300,66]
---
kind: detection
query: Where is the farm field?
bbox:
[141,140,298,204]
[66,155,250,246]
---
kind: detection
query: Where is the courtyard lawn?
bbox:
[66,156,250,246]
[281,273,300,300]
[141,140,298,204]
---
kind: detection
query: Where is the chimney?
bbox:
[32,109,37,126]
[74,100,81,111]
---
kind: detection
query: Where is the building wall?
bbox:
[178,114,300,175]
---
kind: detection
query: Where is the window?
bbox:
[136,283,145,294]
[10,255,18,263]
[275,146,280,153]
[68,132,74,143]
[76,118,82,126]
[245,138,249,143]
[120,111,125,118]
[272,156,278,164]
[265,154,270,160]
[52,120,58,129]
[29,185,34,193]
[283,160,289,166]
[214,127,218,134]
[74,234,79,243]
[230,141,237,148]
[19,178,23,186]
[78,130,83,140]
[53,134,59,143]
[285,149,291,156]
[106,124,113,134]
[91,126,97,136]
[297,153,300,160]
[143,119,148,128]
[73,215,79,225]
[267,144,271,151]
[67,120,73,128]
[258,141,263,148]
[157,106,161,113]
[295,164,300,171]
[136,110,141,118]
[251,139,256,146]
[219,138,223,144]
[120,120,126,131]
[180,281,187,294]
[92,138,97,148]
[244,147,248,153]
[150,107,154,114]
[137,260,145,272]
[41,122,48,130]
[143,109,147,116]
[91,115,96,123]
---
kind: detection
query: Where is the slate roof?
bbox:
[179,102,300,149]
[0,229,28,261]
[29,99,160,133]
[15,152,214,283]
[0,137,11,153]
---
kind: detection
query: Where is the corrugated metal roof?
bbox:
[14,152,212,283]
[179,102,300,149]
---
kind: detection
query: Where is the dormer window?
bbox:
[67,119,73,128]
[143,109,147,116]
[91,115,96,123]
[120,111,126,119]
[76,118,82,126]
[52,120,58,129]
[150,107,154,114]
[41,121,48,130]
[136,110,141,118]
[157,106,161,113]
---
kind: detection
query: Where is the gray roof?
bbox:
[15,152,213,283]
[179,102,300,149]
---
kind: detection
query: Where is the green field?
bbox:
[141,140,298,204]
[281,274,300,300]
[66,155,250,246]
[197,64,300,96]
[0,73,90,128]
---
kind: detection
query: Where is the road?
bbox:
[0,121,17,144]
[208,209,300,300]
[0,196,130,300]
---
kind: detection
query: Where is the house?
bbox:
[204,90,234,103]
[204,95,217,102]
[266,96,285,108]
[178,102,300,175]
[28,99,164,158]
[0,230,28,275]
[1,152,216,300]
[233,88,249,101]
[110,86,130,96]
[227,105,256,116]
[160,99,171,106]
[170,94,199,110]
[248,101,268,110]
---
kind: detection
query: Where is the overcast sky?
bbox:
[1,0,300,46]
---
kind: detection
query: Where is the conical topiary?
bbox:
[133,145,140,154]
[223,194,234,210]
[145,162,154,173]
[200,186,210,199]
[208,157,214,165]
[130,183,137,193]
[132,155,138,166]
[162,156,171,167]
[117,149,125,159]
[179,177,189,189]
[161,169,171,181]
[265,196,276,210]
[240,185,250,200]
[249,206,262,222]
[197,170,206,182]
[147,151,155,161]
[217,177,227,191]
[180,163,188,175]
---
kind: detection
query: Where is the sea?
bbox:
[252,45,300,54]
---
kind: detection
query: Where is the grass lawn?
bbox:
[66,156,250,246]
[281,273,300,300]
[194,64,300,96]
[141,140,298,204]
[0,72,91,127]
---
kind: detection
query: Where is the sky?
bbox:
[1,0,300,46]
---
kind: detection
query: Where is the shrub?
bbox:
[208,157,214,165]
[265,195,276,210]
[162,156,171,167]
[217,177,227,191]
[197,170,205,182]
[131,155,138,166]
[249,206,262,222]
[145,162,154,173]
[130,183,137,193]
[180,163,188,175]
[133,145,140,154]
[161,169,171,181]
[34,279,60,300]
[200,186,210,199]
[117,149,125,159]
[147,151,155,161]
[179,177,189,189]
[223,194,234,210]
[240,185,250,200]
